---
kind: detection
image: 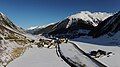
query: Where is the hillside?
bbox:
[0,12,32,67]
[89,11,120,38]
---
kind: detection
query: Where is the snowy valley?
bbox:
[0,11,120,67]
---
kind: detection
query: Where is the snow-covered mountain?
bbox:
[67,11,112,27]
[27,23,55,30]
[27,23,56,34]
[89,11,120,38]
[27,11,112,36]
[0,12,32,67]
[70,11,120,46]
[0,12,25,34]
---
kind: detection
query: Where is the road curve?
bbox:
[56,42,107,67]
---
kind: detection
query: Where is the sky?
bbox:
[0,0,120,29]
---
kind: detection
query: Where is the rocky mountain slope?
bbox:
[0,13,25,34]
[70,11,120,47]
[27,11,112,38]
[0,12,32,67]
[89,11,120,38]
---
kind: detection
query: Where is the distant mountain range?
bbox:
[27,11,113,38]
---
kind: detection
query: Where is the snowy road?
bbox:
[7,47,69,67]
[7,42,107,67]
[57,42,107,67]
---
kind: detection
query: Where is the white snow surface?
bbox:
[71,40,120,67]
[67,11,113,27]
[60,43,99,67]
[69,11,112,22]
[69,30,120,67]
[0,12,7,20]
[27,23,55,30]
[27,26,39,30]
[7,47,69,67]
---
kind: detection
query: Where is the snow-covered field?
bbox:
[7,39,120,67]
[7,46,69,67]
[72,41,120,67]
[4,33,120,67]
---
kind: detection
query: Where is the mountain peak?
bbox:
[80,11,92,14]
[0,12,3,15]
[0,12,25,34]
[27,11,113,35]
[67,11,113,27]
[0,12,5,16]
[0,12,7,21]
[27,23,55,30]
[89,11,120,38]
[69,11,113,21]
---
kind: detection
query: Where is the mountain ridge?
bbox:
[0,12,32,67]
[27,11,113,36]
[28,11,112,30]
